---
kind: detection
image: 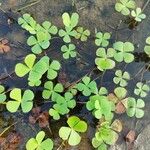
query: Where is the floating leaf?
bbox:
[115,0,136,16]
[95,32,111,47]
[0,39,11,53]
[131,8,146,22]
[26,131,53,150]
[113,41,134,63]
[6,88,34,113]
[61,44,76,59]
[59,116,87,146]
[95,48,116,71]
[0,85,6,103]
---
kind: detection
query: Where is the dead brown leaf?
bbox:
[0,39,11,53]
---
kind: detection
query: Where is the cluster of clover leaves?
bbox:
[115,0,146,22]
[0,2,150,149]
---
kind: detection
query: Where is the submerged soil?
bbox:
[0,0,150,149]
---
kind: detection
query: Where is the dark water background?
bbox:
[0,0,150,149]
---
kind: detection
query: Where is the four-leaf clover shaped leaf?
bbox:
[95,32,111,47]
[42,81,64,100]
[75,27,90,41]
[27,31,51,54]
[0,85,6,103]
[113,70,130,87]
[26,131,53,150]
[95,48,116,71]
[127,98,145,118]
[115,0,136,16]
[6,88,34,113]
[59,116,87,146]
[144,36,150,57]
[77,76,98,96]
[134,82,150,98]
[61,44,77,59]
[113,41,135,63]
[131,8,146,22]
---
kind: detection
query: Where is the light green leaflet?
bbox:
[26,131,53,150]
[95,48,116,71]
[6,88,34,113]
[0,85,6,103]
[127,98,145,118]
[59,116,87,146]
[115,0,136,16]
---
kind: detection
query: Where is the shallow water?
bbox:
[0,0,150,149]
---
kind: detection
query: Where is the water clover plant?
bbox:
[47,60,61,80]
[6,88,34,113]
[144,36,150,57]
[27,31,51,54]
[42,81,64,100]
[134,82,150,98]
[77,76,98,96]
[61,44,77,59]
[97,87,108,96]
[18,14,58,54]
[26,131,53,150]
[15,54,49,86]
[0,85,6,103]
[59,116,87,146]
[18,13,37,34]
[49,103,68,120]
[115,0,136,16]
[86,95,114,120]
[131,8,146,22]
[114,87,127,100]
[49,92,76,120]
[75,27,90,41]
[95,32,111,47]
[92,122,118,150]
[127,98,145,118]
[95,48,116,71]
[113,70,130,87]
[113,41,134,63]
[59,12,79,43]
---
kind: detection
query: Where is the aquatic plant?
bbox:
[97,87,108,96]
[59,12,79,43]
[114,87,127,100]
[61,44,77,59]
[77,76,98,96]
[115,0,136,16]
[75,27,90,41]
[27,32,51,54]
[42,81,64,100]
[95,48,116,71]
[18,14,57,54]
[131,8,146,22]
[144,36,150,57]
[127,98,145,118]
[49,92,76,120]
[26,131,53,150]
[0,38,11,53]
[6,88,34,113]
[47,60,61,80]
[113,41,134,63]
[86,95,114,120]
[92,122,118,150]
[59,116,87,146]
[95,32,111,47]
[0,85,6,103]
[134,82,150,98]
[15,54,49,86]
[113,70,130,87]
